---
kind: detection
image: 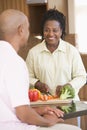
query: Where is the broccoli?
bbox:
[59,84,75,100]
[57,102,76,114]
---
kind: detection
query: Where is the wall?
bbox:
[47,0,68,33]
[0,0,30,59]
[0,0,28,16]
[67,0,75,33]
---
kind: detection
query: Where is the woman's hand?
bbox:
[56,84,72,97]
[56,85,63,97]
[35,81,50,93]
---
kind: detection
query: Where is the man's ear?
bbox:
[17,24,24,36]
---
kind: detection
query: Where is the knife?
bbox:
[46,91,55,98]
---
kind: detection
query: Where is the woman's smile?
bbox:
[43,20,62,45]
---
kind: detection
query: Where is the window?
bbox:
[75,0,87,53]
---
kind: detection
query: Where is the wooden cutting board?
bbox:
[30,99,73,107]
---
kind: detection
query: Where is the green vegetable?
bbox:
[59,85,75,100]
[58,102,76,114]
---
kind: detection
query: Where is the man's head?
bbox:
[0,9,29,52]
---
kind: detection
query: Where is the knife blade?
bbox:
[46,91,55,98]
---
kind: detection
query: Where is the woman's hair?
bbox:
[41,9,66,40]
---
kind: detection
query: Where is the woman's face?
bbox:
[43,20,62,45]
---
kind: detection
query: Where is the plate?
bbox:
[30,98,73,107]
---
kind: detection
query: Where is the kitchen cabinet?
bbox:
[28,3,47,35]
[79,84,87,101]
[79,84,87,130]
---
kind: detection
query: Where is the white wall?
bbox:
[75,0,87,53]
[67,0,75,34]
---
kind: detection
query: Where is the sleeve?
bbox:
[69,48,86,95]
[5,58,30,107]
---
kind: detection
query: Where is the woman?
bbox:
[26,9,86,100]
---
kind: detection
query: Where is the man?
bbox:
[0,9,81,130]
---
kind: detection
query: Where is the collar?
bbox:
[40,39,66,53]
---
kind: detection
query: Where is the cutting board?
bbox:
[30,98,73,107]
